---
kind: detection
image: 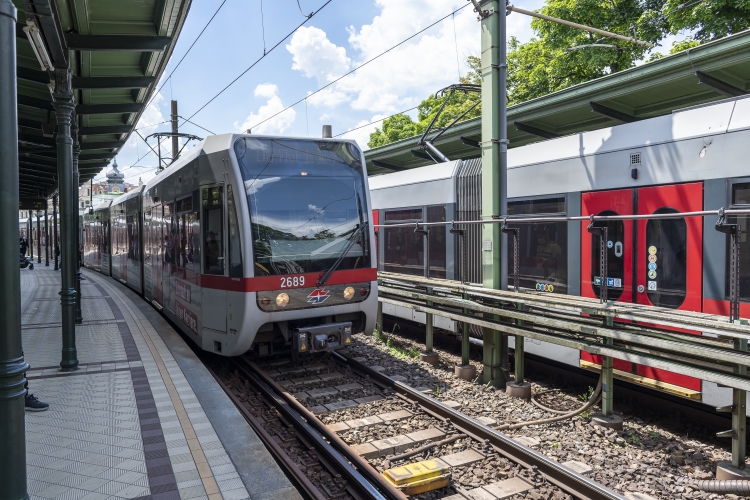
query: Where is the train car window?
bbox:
[203,187,224,275]
[165,203,176,265]
[727,182,750,302]
[126,214,138,260]
[227,185,243,277]
[234,137,370,276]
[646,207,687,308]
[383,208,424,276]
[144,210,151,265]
[427,205,446,278]
[507,197,568,294]
[590,210,624,301]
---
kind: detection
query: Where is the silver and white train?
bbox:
[84,134,378,357]
[370,95,750,407]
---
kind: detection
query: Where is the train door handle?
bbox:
[637,284,645,293]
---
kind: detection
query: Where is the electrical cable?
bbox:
[260,0,267,54]
[145,0,229,109]
[178,116,216,135]
[182,0,334,124]
[452,11,462,81]
[331,106,419,138]
[250,3,471,131]
[295,0,312,18]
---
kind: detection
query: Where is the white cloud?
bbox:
[237,83,297,135]
[340,114,387,151]
[319,113,330,122]
[287,26,351,85]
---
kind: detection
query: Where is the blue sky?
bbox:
[106,0,684,186]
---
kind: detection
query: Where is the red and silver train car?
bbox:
[370,95,750,407]
[84,134,378,357]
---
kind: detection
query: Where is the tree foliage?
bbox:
[368,0,750,148]
[367,57,481,149]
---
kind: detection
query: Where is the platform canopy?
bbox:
[13,0,191,198]
[365,29,750,175]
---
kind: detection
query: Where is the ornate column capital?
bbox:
[51,68,75,121]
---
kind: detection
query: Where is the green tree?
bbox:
[663,0,750,42]
[507,0,668,104]
[368,56,481,149]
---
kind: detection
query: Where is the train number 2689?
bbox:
[280,276,305,288]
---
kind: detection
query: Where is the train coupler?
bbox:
[293,321,352,354]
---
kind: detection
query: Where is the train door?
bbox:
[581,182,704,391]
[164,203,175,313]
[633,183,703,389]
[144,209,153,300]
[152,205,164,306]
[201,185,227,333]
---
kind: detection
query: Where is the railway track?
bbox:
[206,350,627,500]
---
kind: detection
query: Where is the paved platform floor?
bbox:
[21,266,300,500]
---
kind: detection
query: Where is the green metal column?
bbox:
[601,333,614,416]
[732,338,747,468]
[480,0,509,387]
[53,195,58,271]
[52,68,79,370]
[376,300,383,334]
[425,286,434,353]
[514,304,525,384]
[44,206,49,267]
[462,293,470,366]
[0,1,31,497]
[73,135,82,325]
[36,211,41,263]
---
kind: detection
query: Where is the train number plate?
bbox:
[280,275,307,288]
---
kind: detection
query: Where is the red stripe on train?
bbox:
[200,268,378,293]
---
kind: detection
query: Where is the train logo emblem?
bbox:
[648,254,657,263]
[648,262,657,271]
[307,289,330,304]
[648,270,657,279]
[648,246,657,255]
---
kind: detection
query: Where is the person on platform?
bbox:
[20,236,28,257]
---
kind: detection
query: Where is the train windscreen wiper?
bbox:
[317,222,367,286]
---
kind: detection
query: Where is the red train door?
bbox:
[633,183,703,390]
[581,183,704,391]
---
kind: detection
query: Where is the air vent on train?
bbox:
[630,152,641,180]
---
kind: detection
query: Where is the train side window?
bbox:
[383,208,423,276]
[227,185,243,277]
[203,187,224,275]
[590,210,624,301]
[646,207,687,308]
[427,205,446,278]
[507,197,568,294]
[126,213,138,260]
[727,182,750,302]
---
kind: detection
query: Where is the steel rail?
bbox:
[374,208,750,229]
[332,352,627,500]
[380,285,750,367]
[377,295,750,392]
[228,359,391,500]
[238,360,409,500]
[205,361,327,500]
[377,273,750,338]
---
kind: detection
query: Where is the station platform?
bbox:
[21,266,300,500]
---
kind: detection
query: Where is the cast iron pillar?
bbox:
[53,195,58,270]
[0,1,31,498]
[52,68,78,370]
[73,133,82,325]
[36,211,41,263]
[480,0,509,387]
[44,206,49,266]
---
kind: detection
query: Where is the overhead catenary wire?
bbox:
[183,0,335,124]
[332,106,419,138]
[250,3,472,131]
[145,0,230,109]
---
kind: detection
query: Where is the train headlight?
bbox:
[343,286,355,300]
[276,293,290,307]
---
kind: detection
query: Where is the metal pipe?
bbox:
[52,68,79,370]
[0,1,31,497]
[36,211,41,263]
[508,5,654,48]
[375,208,750,229]
[171,100,179,163]
[423,141,449,163]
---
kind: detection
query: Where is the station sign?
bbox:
[19,199,47,210]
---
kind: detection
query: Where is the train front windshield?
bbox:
[234,137,370,276]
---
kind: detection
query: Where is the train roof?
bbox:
[110,185,145,207]
[93,200,112,212]
[368,161,459,191]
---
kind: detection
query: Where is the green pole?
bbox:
[73,135,82,325]
[601,334,614,416]
[0,1,31,497]
[36,211,41,263]
[44,206,49,267]
[514,304,525,384]
[462,294,470,366]
[425,286,434,353]
[480,0,509,387]
[52,68,79,370]
[732,338,747,469]
[53,195,58,271]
